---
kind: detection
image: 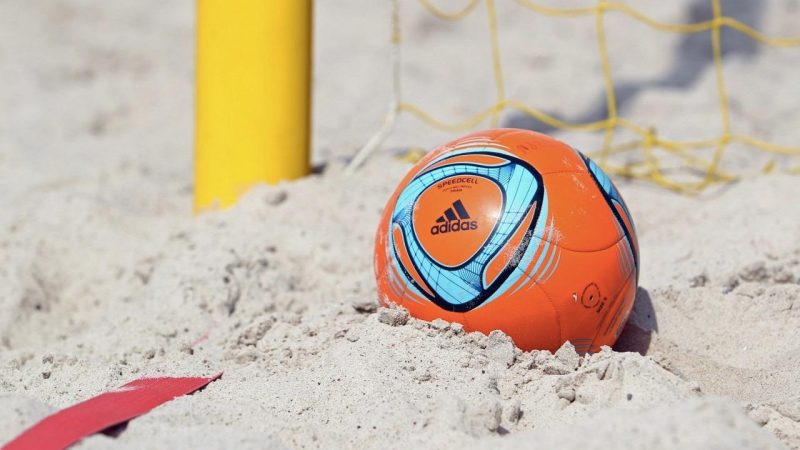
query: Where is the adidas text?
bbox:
[430,220,478,235]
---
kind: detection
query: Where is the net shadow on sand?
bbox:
[505,0,764,132]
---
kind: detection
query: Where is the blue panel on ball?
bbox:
[578,151,638,274]
[388,148,546,312]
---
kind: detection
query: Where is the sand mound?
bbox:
[2,172,798,448]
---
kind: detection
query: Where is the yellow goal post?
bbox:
[194,0,313,212]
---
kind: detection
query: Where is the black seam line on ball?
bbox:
[578,153,639,275]
[390,229,435,299]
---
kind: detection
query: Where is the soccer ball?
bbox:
[374,129,639,353]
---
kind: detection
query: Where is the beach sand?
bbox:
[1,0,799,448]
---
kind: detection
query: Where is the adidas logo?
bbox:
[430,200,478,235]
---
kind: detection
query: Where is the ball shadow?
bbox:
[613,287,658,355]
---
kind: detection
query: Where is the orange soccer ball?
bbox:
[374,129,639,353]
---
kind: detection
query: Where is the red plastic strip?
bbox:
[3,374,222,450]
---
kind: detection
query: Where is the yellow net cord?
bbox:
[347,0,800,192]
